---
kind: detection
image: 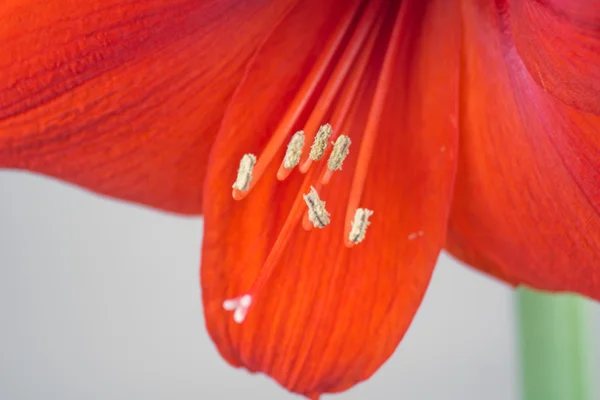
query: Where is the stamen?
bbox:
[302,186,331,229]
[309,124,332,161]
[231,154,256,192]
[319,14,383,187]
[224,0,395,328]
[222,294,253,324]
[232,2,362,200]
[280,130,305,172]
[298,0,386,174]
[348,208,374,244]
[284,7,393,390]
[344,3,406,247]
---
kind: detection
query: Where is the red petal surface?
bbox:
[202,0,460,396]
[511,0,600,114]
[447,0,600,299]
[0,0,296,214]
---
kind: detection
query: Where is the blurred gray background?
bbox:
[0,170,598,400]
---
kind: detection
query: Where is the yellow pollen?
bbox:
[302,186,331,228]
[232,154,257,192]
[309,123,333,161]
[283,131,305,169]
[327,135,351,171]
[349,208,374,244]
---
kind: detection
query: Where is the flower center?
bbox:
[224,0,404,323]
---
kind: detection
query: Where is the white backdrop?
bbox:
[0,170,597,399]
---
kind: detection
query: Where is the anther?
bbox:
[327,135,352,171]
[283,131,305,169]
[348,208,374,244]
[299,124,333,173]
[277,131,305,181]
[223,294,253,324]
[232,154,257,193]
[302,186,331,229]
[321,135,352,185]
[310,124,332,161]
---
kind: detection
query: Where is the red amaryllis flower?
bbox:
[1,0,599,398]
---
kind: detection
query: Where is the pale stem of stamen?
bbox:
[344,3,406,248]
[297,0,387,175]
[284,8,393,388]
[277,131,305,180]
[318,15,383,187]
[348,208,374,245]
[303,186,331,229]
[231,154,257,193]
[231,3,362,201]
[224,0,388,325]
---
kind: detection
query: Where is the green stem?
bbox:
[516,287,595,400]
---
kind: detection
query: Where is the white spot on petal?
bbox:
[223,294,253,324]
[408,230,424,241]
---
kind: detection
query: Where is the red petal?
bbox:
[0,0,296,214]
[202,0,459,396]
[510,0,600,114]
[447,0,600,299]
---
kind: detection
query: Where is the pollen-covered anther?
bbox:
[309,123,333,161]
[283,131,305,169]
[232,154,257,192]
[303,186,331,228]
[222,294,253,324]
[327,135,352,171]
[349,208,374,244]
